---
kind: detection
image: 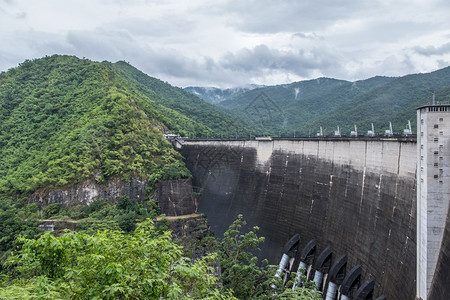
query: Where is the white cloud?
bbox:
[0,0,449,87]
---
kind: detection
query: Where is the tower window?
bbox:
[434,124,439,128]
[434,175,439,179]
[434,163,438,167]
[434,138,439,142]
[434,151,439,155]
[439,118,443,122]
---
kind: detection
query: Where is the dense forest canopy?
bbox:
[0,55,251,197]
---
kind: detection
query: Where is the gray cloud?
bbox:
[413,42,450,56]
[15,11,25,18]
[0,0,450,88]
[221,44,339,76]
[216,0,372,33]
[62,28,238,87]
[105,16,196,39]
[292,32,323,40]
[66,29,134,58]
[350,54,416,80]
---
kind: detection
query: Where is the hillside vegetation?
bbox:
[0,55,247,197]
[186,67,450,136]
[112,61,253,137]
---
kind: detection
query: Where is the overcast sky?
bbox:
[1,0,450,88]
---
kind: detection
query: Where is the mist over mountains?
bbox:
[184,85,262,105]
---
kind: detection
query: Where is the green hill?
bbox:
[0,55,246,197]
[186,67,450,136]
[210,76,395,136]
[302,67,450,135]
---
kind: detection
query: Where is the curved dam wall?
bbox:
[180,138,417,299]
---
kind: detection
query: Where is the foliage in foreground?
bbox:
[0,219,235,299]
[0,204,320,299]
[0,195,160,265]
[218,214,322,300]
[218,214,268,298]
[0,198,43,264]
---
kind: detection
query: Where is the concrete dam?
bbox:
[178,137,440,299]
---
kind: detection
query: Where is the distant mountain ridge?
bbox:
[185,68,450,136]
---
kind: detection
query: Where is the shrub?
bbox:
[117,211,136,233]
[43,204,61,218]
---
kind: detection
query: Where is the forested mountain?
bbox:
[0,55,247,197]
[186,67,450,136]
[298,67,450,135]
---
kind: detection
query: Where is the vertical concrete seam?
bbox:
[316,140,319,158]
[302,140,304,156]
[359,167,366,217]
[332,140,335,168]
[397,142,402,175]
[357,141,368,226]
[271,139,275,153]
[364,140,368,168]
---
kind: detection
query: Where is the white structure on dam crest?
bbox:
[416,104,450,300]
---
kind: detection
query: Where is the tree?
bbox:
[0,198,42,266]
[217,214,270,298]
[117,211,136,233]
[217,214,321,300]
[1,219,235,299]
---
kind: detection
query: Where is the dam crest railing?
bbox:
[183,135,417,143]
